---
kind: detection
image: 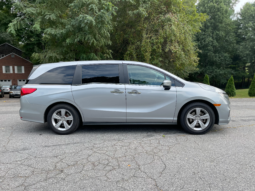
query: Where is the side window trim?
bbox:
[119,64,125,84]
[72,65,82,85]
[123,63,129,84]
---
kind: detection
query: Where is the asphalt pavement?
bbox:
[0,97,255,191]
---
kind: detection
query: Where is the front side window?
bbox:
[127,65,165,86]
[82,65,119,84]
[166,76,175,87]
[27,65,76,85]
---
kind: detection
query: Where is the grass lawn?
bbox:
[233,89,250,98]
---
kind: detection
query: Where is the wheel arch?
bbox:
[177,100,219,124]
[44,101,83,123]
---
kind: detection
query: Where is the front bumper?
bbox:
[10,94,20,97]
[217,103,231,125]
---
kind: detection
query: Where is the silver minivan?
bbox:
[20,61,230,134]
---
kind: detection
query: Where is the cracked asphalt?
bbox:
[0,97,255,191]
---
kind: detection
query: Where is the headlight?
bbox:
[219,92,230,103]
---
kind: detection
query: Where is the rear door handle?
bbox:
[111,89,124,94]
[128,90,141,94]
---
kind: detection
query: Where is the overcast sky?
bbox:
[234,0,255,13]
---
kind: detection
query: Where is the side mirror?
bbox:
[163,80,171,90]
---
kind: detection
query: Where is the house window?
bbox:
[2,66,13,73]
[15,66,24,73]
[17,66,22,73]
[5,66,11,73]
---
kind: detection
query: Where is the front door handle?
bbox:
[111,89,124,94]
[128,90,141,94]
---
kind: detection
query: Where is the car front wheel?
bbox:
[180,102,215,134]
[47,104,80,134]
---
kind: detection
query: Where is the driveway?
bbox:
[0,98,255,191]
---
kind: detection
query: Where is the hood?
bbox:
[197,83,225,93]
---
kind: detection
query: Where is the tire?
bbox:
[179,102,215,134]
[47,104,80,134]
[9,95,12,98]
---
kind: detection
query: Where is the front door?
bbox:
[72,64,126,122]
[126,64,177,122]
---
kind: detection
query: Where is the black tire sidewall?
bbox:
[47,104,80,134]
[180,102,215,134]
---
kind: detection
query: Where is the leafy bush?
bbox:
[225,76,236,97]
[248,75,255,97]
[203,74,210,85]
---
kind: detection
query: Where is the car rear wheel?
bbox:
[180,102,215,134]
[47,104,80,134]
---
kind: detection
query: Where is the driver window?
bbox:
[127,65,165,86]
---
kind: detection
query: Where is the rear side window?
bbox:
[82,65,119,84]
[28,65,41,78]
[27,65,76,85]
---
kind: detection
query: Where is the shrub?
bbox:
[203,74,210,85]
[248,75,255,97]
[225,76,236,97]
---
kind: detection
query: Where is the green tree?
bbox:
[196,0,237,85]
[111,0,207,78]
[8,0,206,76]
[0,0,17,44]
[8,0,117,63]
[203,74,210,85]
[248,75,255,97]
[225,75,236,97]
[237,2,255,83]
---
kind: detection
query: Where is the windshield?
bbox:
[2,86,9,88]
[15,86,22,90]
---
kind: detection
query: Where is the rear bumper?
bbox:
[19,96,45,123]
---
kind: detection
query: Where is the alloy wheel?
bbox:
[51,109,74,131]
[186,108,210,131]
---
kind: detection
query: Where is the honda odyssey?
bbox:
[20,61,231,134]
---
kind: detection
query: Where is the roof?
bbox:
[0,43,23,52]
[28,60,185,83]
[0,52,32,63]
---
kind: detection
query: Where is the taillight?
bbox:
[21,88,37,96]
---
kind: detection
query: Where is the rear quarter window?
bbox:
[27,65,76,85]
